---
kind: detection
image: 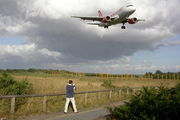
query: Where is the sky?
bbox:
[0,0,180,74]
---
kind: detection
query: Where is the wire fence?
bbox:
[0,84,175,113]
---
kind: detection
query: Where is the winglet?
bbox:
[98,10,103,17]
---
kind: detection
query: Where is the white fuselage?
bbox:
[103,5,136,26]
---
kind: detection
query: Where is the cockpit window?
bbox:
[126,5,133,7]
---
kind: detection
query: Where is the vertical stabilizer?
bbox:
[98,10,103,17]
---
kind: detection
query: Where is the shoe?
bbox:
[74,112,78,114]
[64,112,67,114]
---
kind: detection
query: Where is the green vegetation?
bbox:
[101,80,115,88]
[0,73,33,95]
[107,83,180,120]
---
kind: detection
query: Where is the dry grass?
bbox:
[0,73,178,119]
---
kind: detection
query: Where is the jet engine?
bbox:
[102,16,111,23]
[128,18,138,24]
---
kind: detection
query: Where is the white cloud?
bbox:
[141,60,152,64]
[167,40,180,46]
[0,44,61,63]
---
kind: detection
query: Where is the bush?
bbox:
[107,83,180,120]
[101,80,115,88]
[0,72,33,95]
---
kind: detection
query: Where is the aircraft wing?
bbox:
[137,19,145,21]
[71,16,104,22]
[87,23,101,25]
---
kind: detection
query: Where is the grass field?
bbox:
[0,72,178,119]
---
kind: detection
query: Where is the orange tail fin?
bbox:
[98,10,103,17]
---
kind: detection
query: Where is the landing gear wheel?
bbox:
[104,26,108,29]
[121,26,126,29]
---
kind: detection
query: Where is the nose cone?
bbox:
[124,5,136,14]
[130,6,136,13]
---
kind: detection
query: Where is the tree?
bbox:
[28,68,36,72]
[155,70,162,74]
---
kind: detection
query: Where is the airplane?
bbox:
[71,4,145,29]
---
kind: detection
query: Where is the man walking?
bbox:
[64,80,78,114]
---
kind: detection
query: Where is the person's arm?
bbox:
[73,84,76,90]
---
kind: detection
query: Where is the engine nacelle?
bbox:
[98,23,108,27]
[128,18,138,24]
[102,16,111,23]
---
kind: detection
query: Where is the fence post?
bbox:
[85,93,87,104]
[43,96,46,112]
[98,92,101,100]
[119,89,121,98]
[11,97,15,113]
[109,90,112,99]
[127,89,129,95]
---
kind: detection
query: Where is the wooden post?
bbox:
[98,92,101,100]
[119,90,121,98]
[11,97,15,113]
[107,73,108,79]
[43,96,46,112]
[133,89,135,93]
[109,90,112,99]
[85,93,87,104]
[142,74,143,81]
[127,89,129,95]
[122,74,123,80]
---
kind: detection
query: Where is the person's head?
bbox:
[69,80,73,84]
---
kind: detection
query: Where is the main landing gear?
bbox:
[121,26,126,29]
[104,26,108,28]
[121,22,126,29]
